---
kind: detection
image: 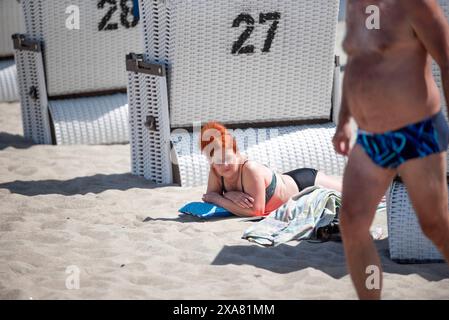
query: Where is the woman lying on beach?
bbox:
[200,122,343,217]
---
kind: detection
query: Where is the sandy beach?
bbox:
[0,101,448,300]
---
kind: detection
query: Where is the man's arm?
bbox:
[333,67,354,156]
[338,71,352,127]
[403,0,449,114]
[338,0,352,127]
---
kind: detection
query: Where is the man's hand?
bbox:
[333,121,353,156]
[202,192,222,204]
[223,191,254,208]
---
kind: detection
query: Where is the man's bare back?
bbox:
[344,0,441,132]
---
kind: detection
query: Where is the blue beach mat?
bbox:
[178,202,233,219]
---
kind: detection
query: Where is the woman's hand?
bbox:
[223,191,254,208]
[202,192,222,205]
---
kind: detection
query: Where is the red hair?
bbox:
[200,122,238,157]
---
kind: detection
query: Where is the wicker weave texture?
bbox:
[21,0,143,97]
[127,70,173,184]
[172,123,347,187]
[48,93,129,145]
[387,181,444,263]
[14,48,52,144]
[140,0,339,127]
[0,59,19,102]
[0,0,25,57]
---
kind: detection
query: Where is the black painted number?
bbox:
[98,0,139,31]
[232,12,281,55]
[98,0,118,31]
[231,14,256,54]
[120,0,139,29]
[259,12,281,53]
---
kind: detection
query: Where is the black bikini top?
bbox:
[221,160,277,204]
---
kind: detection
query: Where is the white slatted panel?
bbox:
[48,94,129,145]
[0,0,25,58]
[14,48,52,144]
[127,68,173,184]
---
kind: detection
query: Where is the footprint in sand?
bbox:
[54,198,97,210]
[0,289,26,300]
[40,220,67,230]
[7,166,38,176]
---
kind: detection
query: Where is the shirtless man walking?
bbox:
[333,0,449,299]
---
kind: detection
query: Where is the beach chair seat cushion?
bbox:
[0,59,19,102]
[48,93,129,145]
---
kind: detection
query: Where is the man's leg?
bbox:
[340,145,396,300]
[397,152,449,263]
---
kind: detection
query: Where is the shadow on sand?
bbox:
[142,215,256,224]
[0,173,171,196]
[211,239,449,281]
[0,132,35,150]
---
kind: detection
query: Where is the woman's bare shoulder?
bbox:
[242,160,268,178]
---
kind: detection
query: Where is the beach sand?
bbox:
[0,101,448,300]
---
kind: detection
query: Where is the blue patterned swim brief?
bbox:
[356,111,449,169]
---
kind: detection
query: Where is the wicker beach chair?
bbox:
[386,0,449,263]
[126,0,346,186]
[14,0,142,144]
[0,0,24,102]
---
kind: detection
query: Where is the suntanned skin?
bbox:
[334,0,449,300]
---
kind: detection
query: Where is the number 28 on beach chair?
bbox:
[0,0,24,102]
[13,0,143,145]
[126,0,346,186]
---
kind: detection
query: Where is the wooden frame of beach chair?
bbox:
[0,0,24,102]
[13,0,142,144]
[385,0,449,264]
[126,0,347,186]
